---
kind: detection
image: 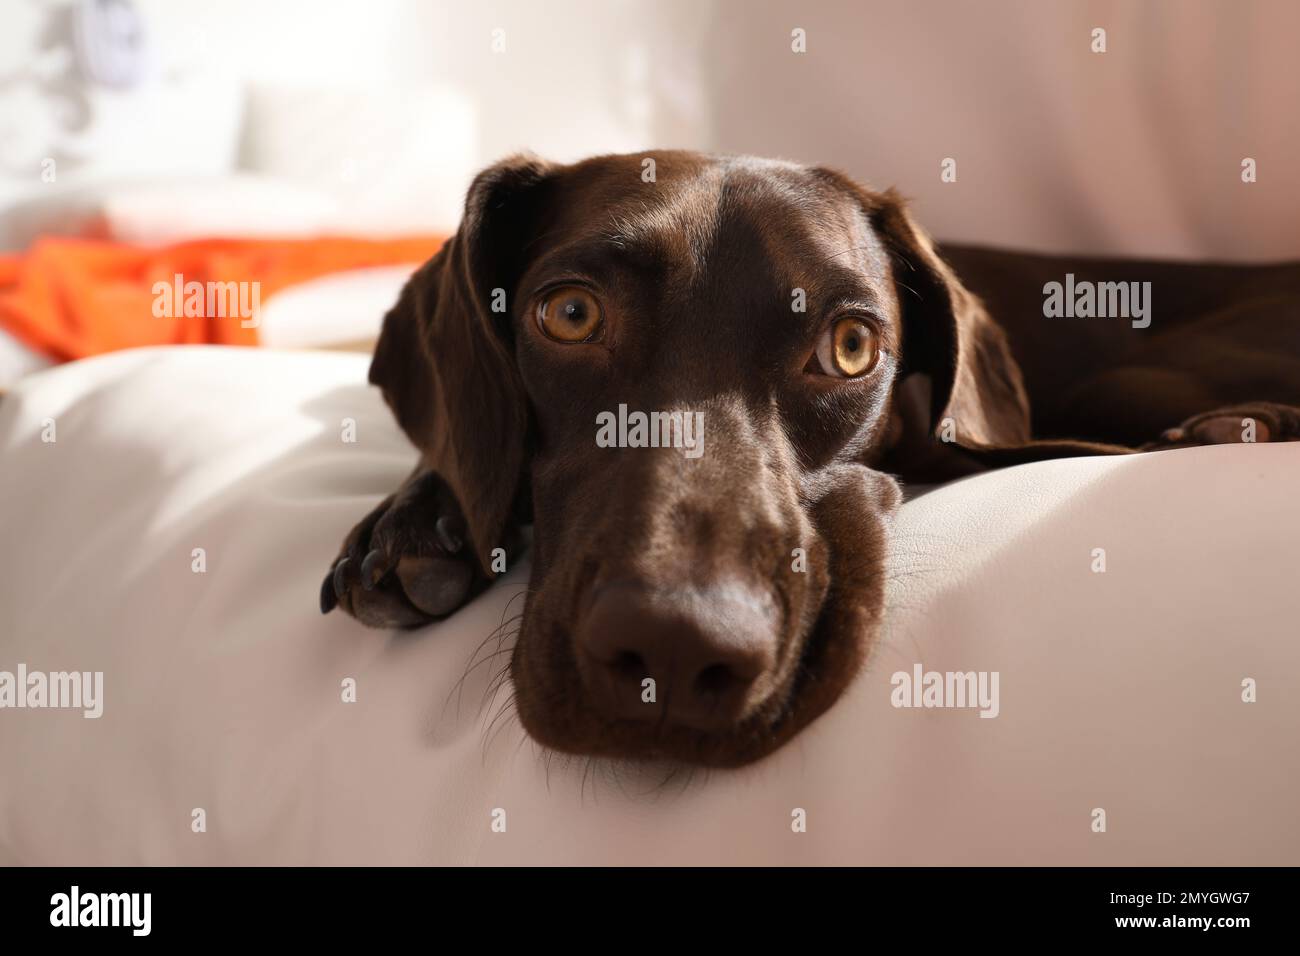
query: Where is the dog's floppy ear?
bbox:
[369,155,556,574]
[869,190,1032,451]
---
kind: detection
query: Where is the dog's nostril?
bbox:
[576,579,779,730]
[612,650,645,681]
[694,663,738,698]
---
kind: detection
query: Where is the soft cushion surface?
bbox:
[1,347,1296,865]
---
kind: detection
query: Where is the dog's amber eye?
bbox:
[536,286,604,343]
[813,316,880,378]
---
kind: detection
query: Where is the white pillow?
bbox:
[0,173,343,249]
[1,347,1296,864]
[0,72,245,247]
[239,85,477,235]
[259,265,415,348]
[99,173,344,243]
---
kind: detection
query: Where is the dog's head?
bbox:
[372,152,1029,766]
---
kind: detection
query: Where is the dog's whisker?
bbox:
[441,613,524,720]
[479,686,520,763]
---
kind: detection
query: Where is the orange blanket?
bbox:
[0,235,445,363]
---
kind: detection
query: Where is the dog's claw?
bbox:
[323,471,486,628]
[332,557,351,600]
[320,571,338,614]
[435,515,465,554]
[360,549,385,590]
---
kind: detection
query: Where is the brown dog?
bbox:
[320,151,1300,767]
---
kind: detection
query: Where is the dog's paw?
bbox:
[320,471,480,628]
[1143,402,1300,450]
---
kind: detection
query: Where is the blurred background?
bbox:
[1,0,1297,381]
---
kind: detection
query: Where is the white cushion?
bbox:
[239,85,477,236]
[0,173,343,249]
[0,347,1295,864]
[259,266,413,349]
[0,73,244,244]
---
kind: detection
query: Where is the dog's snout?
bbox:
[577,580,779,732]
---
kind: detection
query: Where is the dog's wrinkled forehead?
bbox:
[544,155,898,317]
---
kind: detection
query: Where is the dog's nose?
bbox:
[577,581,779,731]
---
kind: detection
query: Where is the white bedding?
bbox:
[1,347,1296,865]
